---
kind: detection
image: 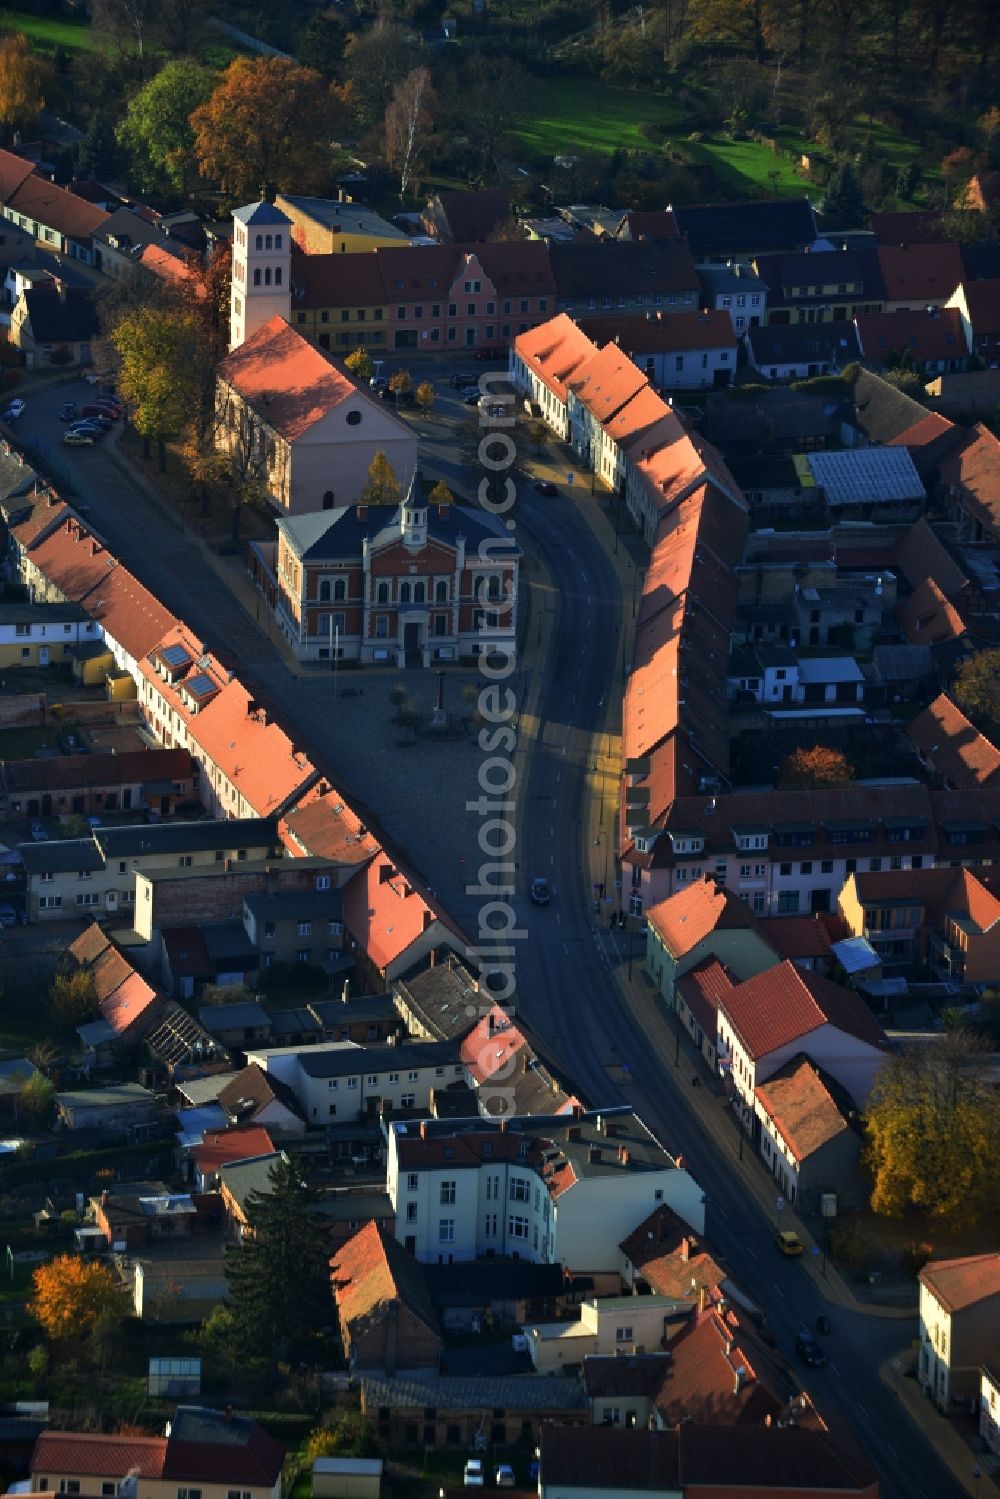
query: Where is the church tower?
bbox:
[230,201,293,350]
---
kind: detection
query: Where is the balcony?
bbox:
[927,930,965,980]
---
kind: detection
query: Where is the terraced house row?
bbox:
[2,476,469,984]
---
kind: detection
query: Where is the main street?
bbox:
[15,375,964,1499]
[510,488,965,1499]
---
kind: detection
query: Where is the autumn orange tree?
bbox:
[0,34,51,133]
[112,305,202,471]
[189,56,336,199]
[30,1256,125,1342]
[779,744,854,789]
[360,451,402,507]
[865,1035,1000,1228]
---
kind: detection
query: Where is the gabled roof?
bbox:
[278,782,379,865]
[341,855,462,974]
[187,675,318,818]
[854,306,966,364]
[7,171,109,241]
[919,1253,1000,1313]
[568,341,648,423]
[620,1202,726,1298]
[655,1303,792,1427]
[217,1064,300,1126]
[907,693,1000,789]
[194,1125,275,1178]
[21,285,99,343]
[0,147,41,203]
[960,277,1000,339]
[939,423,1000,538]
[671,198,818,256]
[892,516,967,599]
[68,921,111,967]
[720,961,887,1064]
[746,320,860,366]
[804,446,924,505]
[896,578,965,645]
[428,188,510,242]
[549,238,700,299]
[218,315,410,444]
[852,366,933,443]
[331,1219,440,1343]
[869,209,949,245]
[646,878,770,961]
[578,309,736,354]
[513,314,598,403]
[163,1407,284,1486]
[31,1431,167,1478]
[754,1055,856,1163]
[617,210,680,241]
[877,242,964,302]
[675,956,733,1040]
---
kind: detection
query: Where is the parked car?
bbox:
[63,430,95,446]
[66,422,105,439]
[0,902,18,929]
[534,480,557,497]
[450,372,474,389]
[91,398,122,417]
[775,1230,803,1256]
[3,398,24,420]
[495,1467,516,1488]
[81,404,113,421]
[475,346,503,361]
[463,1460,484,1488]
[530,876,551,905]
[370,375,388,392]
[76,413,111,429]
[29,821,48,841]
[59,401,78,422]
[795,1332,826,1367]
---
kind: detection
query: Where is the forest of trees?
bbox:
[0,0,996,222]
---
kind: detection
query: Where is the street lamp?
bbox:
[593,832,609,906]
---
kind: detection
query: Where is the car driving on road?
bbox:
[530,876,551,905]
[775,1230,804,1256]
[795,1332,826,1367]
[3,398,25,420]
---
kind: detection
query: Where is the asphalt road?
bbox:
[15,377,963,1499]
[510,492,964,1499]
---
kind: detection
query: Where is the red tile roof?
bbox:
[620,1203,726,1298]
[293,250,386,309]
[939,423,1000,538]
[195,1125,275,1178]
[908,693,1000,789]
[568,341,649,424]
[720,961,886,1061]
[869,210,949,245]
[675,957,733,1039]
[919,1253,1000,1313]
[219,315,410,443]
[886,410,957,451]
[341,855,458,975]
[89,944,134,1003]
[8,172,109,242]
[618,210,680,241]
[278,782,379,864]
[460,1006,527,1084]
[655,1304,791,1427]
[855,307,966,364]
[68,922,111,967]
[0,147,41,202]
[31,1432,167,1480]
[758,915,833,961]
[99,971,160,1037]
[896,578,966,645]
[513,315,598,403]
[754,1055,854,1163]
[189,676,318,818]
[330,1219,440,1342]
[578,309,736,354]
[877,242,965,303]
[647,878,767,961]
[140,242,203,293]
[892,516,967,599]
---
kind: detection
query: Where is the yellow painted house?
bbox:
[0,599,97,669]
[276,194,410,255]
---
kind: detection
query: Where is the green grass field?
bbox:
[517,76,684,157]
[518,76,814,198]
[0,10,96,52]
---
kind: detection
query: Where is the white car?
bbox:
[463,1460,484,1487]
[4,398,24,419]
[495,1467,516,1489]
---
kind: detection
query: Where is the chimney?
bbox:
[422,909,433,932]
[567,1126,581,1141]
[429,948,437,967]
[572,1103,584,1119]
[734,1367,747,1395]
[698,1285,707,1313]
[438,502,450,520]
[357,503,368,521]
[378,862,394,883]
[675,1154,684,1169]
[681,1236,690,1263]
[618,1145,630,1165]
[101,1190,109,1208]
[419,1121,428,1140]
[341,978,350,1003]
[588,1146,601,1163]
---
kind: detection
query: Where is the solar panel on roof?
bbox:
[161,644,190,668]
[187,673,218,700]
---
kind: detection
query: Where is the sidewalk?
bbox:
[880,1351,998,1497]
[541,433,912,1319]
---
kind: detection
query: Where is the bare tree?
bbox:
[384,66,435,200]
[91,0,154,71]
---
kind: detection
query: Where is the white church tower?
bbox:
[230,200,293,350]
